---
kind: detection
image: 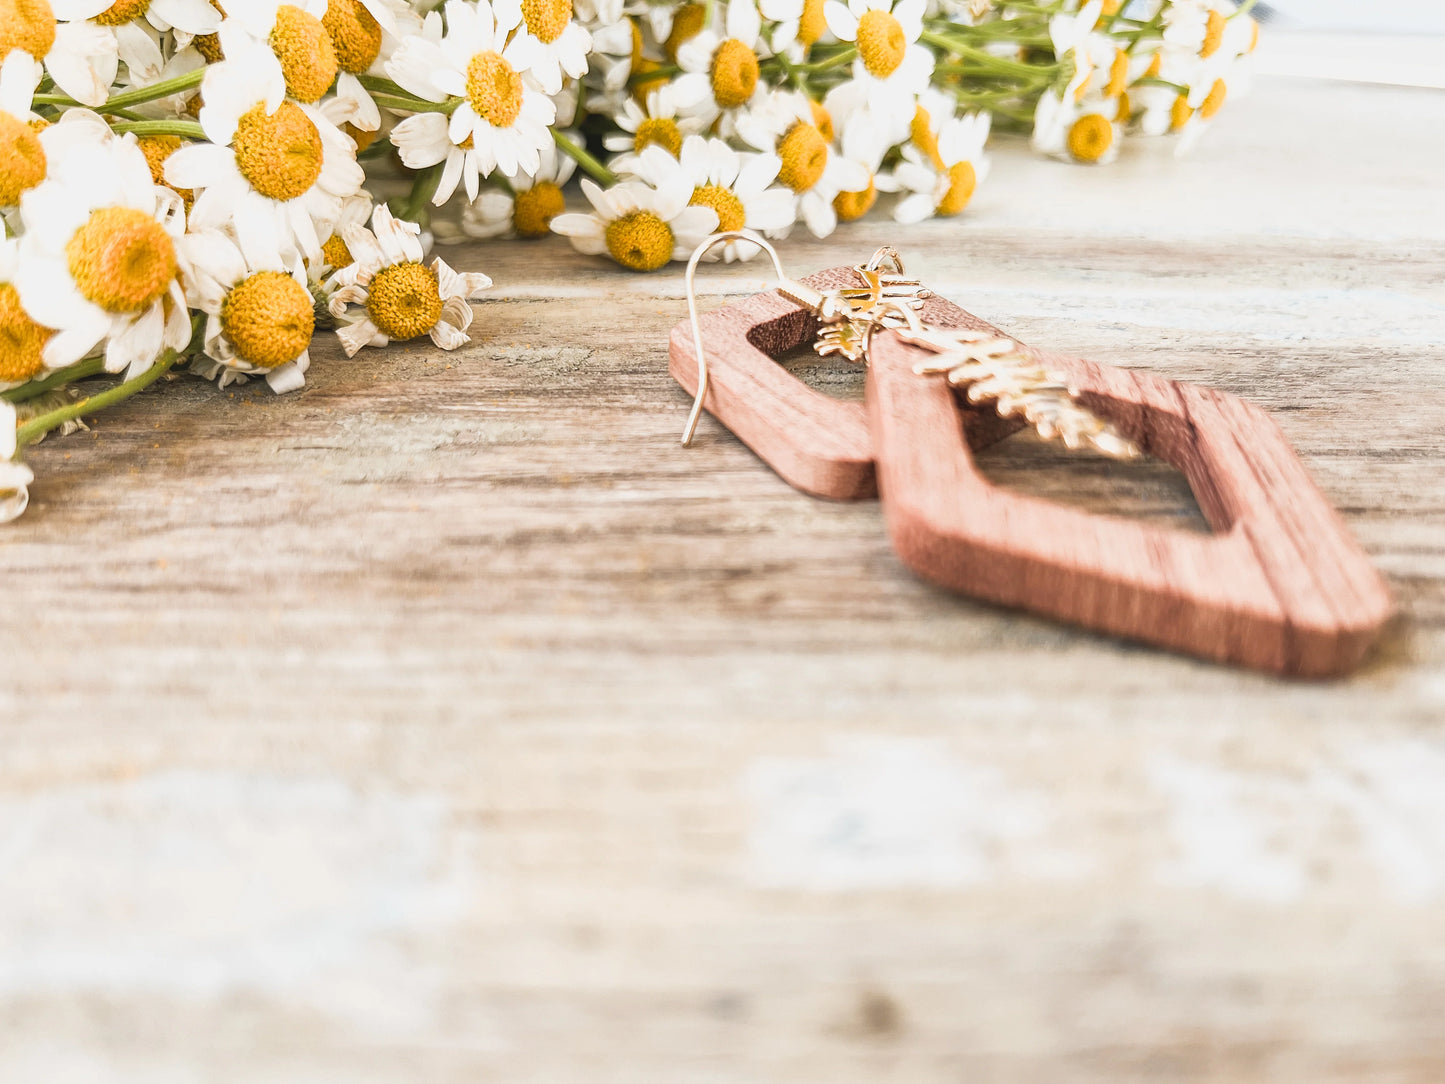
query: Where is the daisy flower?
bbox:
[459,144,576,240]
[550,176,719,272]
[627,136,796,261]
[602,83,706,172]
[178,229,317,393]
[0,50,44,211]
[30,12,118,107]
[0,234,55,390]
[824,0,933,114]
[386,0,556,201]
[1032,88,1121,164]
[169,28,365,265]
[51,0,220,90]
[17,112,191,378]
[1048,0,1105,103]
[736,90,868,239]
[760,0,829,61]
[328,204,492,356]
[885,110,989,224]
[1,399,33,523]
[673,0,766,129]
[829,106,893,223]
[214,0,339,104]
[511,0,592,95]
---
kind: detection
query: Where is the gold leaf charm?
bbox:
[895,325,1141,459]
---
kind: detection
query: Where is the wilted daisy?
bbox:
[627,137,796,260]
[824,0,933,113]
[171,29,365,264]
[885,110,990,223]
[551,177,719,272]
[18,113,191,377]
[386,0,556,196]
[178,228,316,392]
[459,145,576,240]
[328,204,492,356]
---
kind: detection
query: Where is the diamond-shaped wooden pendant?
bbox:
[866,321,1393,678]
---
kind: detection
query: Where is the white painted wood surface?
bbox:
[2,50,1443,1081]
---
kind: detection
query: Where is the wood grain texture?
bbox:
[1,55,1443,1082]
[867,318,1392,676]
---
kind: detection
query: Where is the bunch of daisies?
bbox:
[0,0,1257,521]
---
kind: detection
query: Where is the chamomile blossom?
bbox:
[0,50,44,212]
[0,234,53,389]
[169,29,365,265]
[512,0,592,94]
[328,203,492,356]
[627,137,796,260]
[824,0,933,113]
[52,0,219,90]
[673,0,766,129]
[459,145,577,240]
[551,176,719,272]
[178,228,316,392]
[760,0,830,60]
[1,399,32,522]
[1032,87,1120,164]
[602,83,706,171]
[214,0,339,103]
[386,0,556,198]
[885,109,989,223]
[17,113,191,378]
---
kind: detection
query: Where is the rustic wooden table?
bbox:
[2,51,1442,1081]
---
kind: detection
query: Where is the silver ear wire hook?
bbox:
[681,230,788,447]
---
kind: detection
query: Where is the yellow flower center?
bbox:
[220,270,314,368]
[0,109,45,206]
[1116,91,1131,123]
[513,180,565,238]
[233,100,324,201]
[137,134,193,205]
[520,0,569,44]
[809,97,833,142]
[466,50,523,127]
[321,232,352,270]
[94,0,148,24]
[689,183,745,233]
[936,160,976,215]
[797,0,826,46]
[856,9,906,79]
[1247,16,1259,53]
[1105,48,1128,97]
[271,3,338,103]
[65,206,176,314]
[1169,94,1193,131]
[909,104,941,168]
[0,281,50,384]
[709,38,758,109]
[367,261,442,340]
[0,0,56,61]
[195,30,223,61]
[1201,10,1225,59]
[322,0,381,74]
[833,177,876,223]
[343,120,377,151]
[663,3,705,61]
[634,115,682,156]
[1066,113,1113,162]
[604,211,672,272]
[776,120,826,192]
[1144,51,1161,79]
[1199,77,1226,118]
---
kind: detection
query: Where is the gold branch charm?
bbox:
[808,253,933,364]
[894,324,1142,459]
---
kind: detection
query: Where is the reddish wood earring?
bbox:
[865,327,1393,677]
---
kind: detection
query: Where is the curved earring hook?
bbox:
[681,230,788,447]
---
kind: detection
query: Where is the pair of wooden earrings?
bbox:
[669,231,1391,678]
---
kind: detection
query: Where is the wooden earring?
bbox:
[670,238,1392,675]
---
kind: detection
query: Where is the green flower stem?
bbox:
[2,358,107,405]
[14,352,180,450]
[553,128,617,187]
[628,64,679,86]
[109,119,208,139]
[921,31,1061,77]
[101,67,205,111]
[370,92,454,114]
[400,162,443,221]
